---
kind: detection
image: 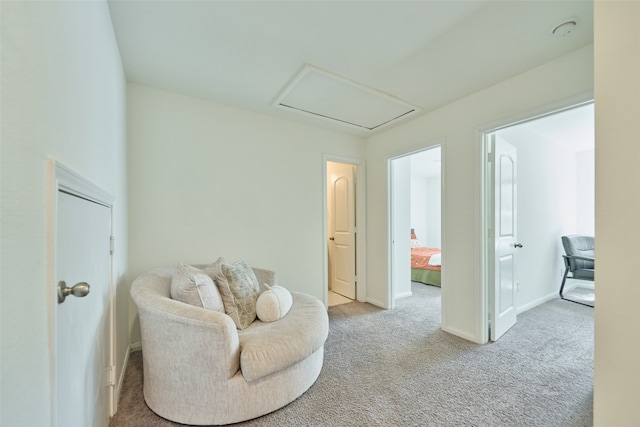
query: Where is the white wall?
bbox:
[576,149,595,235]
[410,175,428,243]
[365,45,594,342]
[0,2,128,425]
[497,128,579,309]
[425,176,442,248]
[127,83,365,343]
[594,2,640,425]
[410,174,442,249]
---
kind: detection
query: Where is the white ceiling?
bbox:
[107,0,594,136]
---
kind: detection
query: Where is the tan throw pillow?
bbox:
[207,259,260,329]
[170,264,224,312]
[256,284,293,322]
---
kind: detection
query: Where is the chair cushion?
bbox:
[562,235,595,271]
[207,259,261,329]
[170,264,224,312]
[239,292,328,382]
[573,269,594,280]
[256,284,292,322]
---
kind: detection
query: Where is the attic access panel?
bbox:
[274,65,420,132]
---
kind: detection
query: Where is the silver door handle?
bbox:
[514,243,523,248]
[58,280,90,304]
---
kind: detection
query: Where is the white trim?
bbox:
[387,138,446,313]
[274,64,421,133]
[478,94,594,344]
[48,159,116,425]
[517,291,557,314]
[113,343,143,415]
[322,155,367,308]
[395,291,413,299]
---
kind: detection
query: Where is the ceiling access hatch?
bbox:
[273,65,421,132]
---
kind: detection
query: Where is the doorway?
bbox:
[482,102,595,340]
[51,161,115,426]
[388,143,443,310]
[324,156,366,308]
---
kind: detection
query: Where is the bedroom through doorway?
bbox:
[389,144,443,314]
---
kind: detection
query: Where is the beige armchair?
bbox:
[130,265,328,425]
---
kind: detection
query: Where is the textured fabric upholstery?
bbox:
[170,263,225,312]
[130,265,328,426]
[256,284,293,322]
[240,291,327,381]
[206,259,261,329]
[562,235,595,277]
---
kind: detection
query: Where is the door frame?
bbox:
[387,139,445,311]
[47,160,115,425]
[479,97,594,343]
[322,155,366,307]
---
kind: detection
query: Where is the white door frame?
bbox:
[47,160,116,424]
[387,139,445,311]
[479,97,594,343]
[322,155,366,307]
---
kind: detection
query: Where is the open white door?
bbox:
[328,162,356,299]
[490,135,520,341]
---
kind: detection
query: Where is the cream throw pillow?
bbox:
[207,259,260,329]
[170,264,224,312]
[256,284,293,322]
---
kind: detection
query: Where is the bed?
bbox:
[410,232,441,287]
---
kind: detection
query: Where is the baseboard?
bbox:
[394,291,413,299]
[442,324,483,344]
[113,342,142,415]
[517,291,557,314]
[366,297,388,309]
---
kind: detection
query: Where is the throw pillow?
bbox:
[170,264,224,312]
[207,259,261,329]
[256,284,293,322]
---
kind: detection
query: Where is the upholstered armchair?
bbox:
[131,264,329,425]
[560,235,595,303]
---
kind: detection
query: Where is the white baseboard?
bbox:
[395,291,413,299]
[366,297,388,309]
[517,291,557,314]
[113,342,142,415]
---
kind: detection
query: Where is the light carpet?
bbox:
[110,283,593,426]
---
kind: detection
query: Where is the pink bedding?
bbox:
[411,247,441,271]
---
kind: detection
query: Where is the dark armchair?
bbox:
[560,235,594,302]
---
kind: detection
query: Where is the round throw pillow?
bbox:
[256,284,292,322]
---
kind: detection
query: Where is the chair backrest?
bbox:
[561,235,595,271]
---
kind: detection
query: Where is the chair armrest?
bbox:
[131,273,240,382]
[563,255,595,263]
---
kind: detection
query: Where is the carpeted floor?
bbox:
[562,286,595,308]
[110,283,593,427]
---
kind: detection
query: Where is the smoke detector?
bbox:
[552,20,577,38]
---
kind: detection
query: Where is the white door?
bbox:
[328,162,356,299]
[490,135,520,341]
[390,156,412,303]
[56,190,112,427]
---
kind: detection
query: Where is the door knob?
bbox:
[329,237,335,241]
[58,280,90,304]
[514,243,523,248]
